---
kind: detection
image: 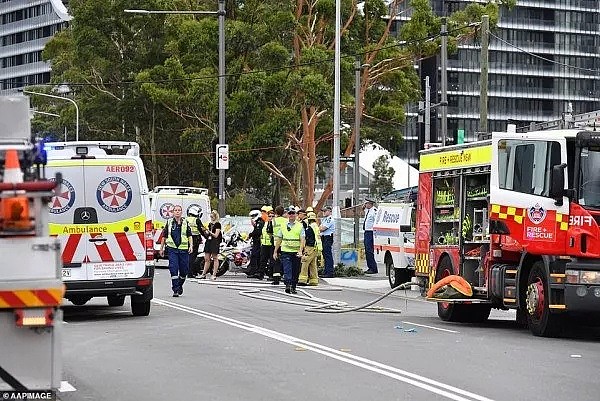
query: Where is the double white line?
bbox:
[153,298,494,401]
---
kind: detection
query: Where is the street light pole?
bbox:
[23,89,79,141]
[353,58,362,248]
[333,0,341,265]
[125,5,227,215]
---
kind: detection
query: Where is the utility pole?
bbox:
[479,15,489,134]
[440,17,448,146]
[217,0,226,216]
[353,58,362,247]
[425,76,431,146]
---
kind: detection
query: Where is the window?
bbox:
[498,139,561,197]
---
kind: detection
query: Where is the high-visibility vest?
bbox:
[310,222,322,251]
[273,216,286,238]
[280,222,303,253]
[186,216,200,236]
[261,220,274,246]
[165,218,190,250]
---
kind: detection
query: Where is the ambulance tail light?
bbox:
[137,278,152,287]
[15,308,54,327]
[145,220,154,260]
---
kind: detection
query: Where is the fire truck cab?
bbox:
[416,128,600,337]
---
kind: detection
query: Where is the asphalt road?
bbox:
[57,269,600,401]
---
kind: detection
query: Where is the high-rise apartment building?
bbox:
[0,0,70,94]
[397,0,600,166]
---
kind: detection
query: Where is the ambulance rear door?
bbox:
[47,160,88,281]
[82,159,147,280]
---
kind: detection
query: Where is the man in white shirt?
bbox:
[363,199,378,274]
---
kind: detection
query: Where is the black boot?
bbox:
[285,285,291,294]
[291,286,297,294]
[271,277,280,285]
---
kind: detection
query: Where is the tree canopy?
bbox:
[39,0,515,207]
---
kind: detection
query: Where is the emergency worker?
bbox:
[246,209,264,278]
[299,211,321,286]
[257,206,275,280]
[273,207,305,294]
[159,205,193,297]
[186,206,203,278]
[363,198,378,274]
[270,206,286,285]
[319,206,335,278]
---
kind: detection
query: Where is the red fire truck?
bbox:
[415,128,600,337]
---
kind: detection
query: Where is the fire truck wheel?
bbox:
[69,296,91,306]
[107,295,126,307]
[436,256,463,322]
[525,261,563,337]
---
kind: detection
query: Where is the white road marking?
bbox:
[59,381,76,392]
[153,298,493,401]
[402,321,460,333]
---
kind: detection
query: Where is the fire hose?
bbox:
[195,279,422,314]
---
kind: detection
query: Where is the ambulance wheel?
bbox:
[525,261,563,337]
[107,295,125,307]
[131,287,153,317]
[435,256,464,322]
[70,296,91,306]
[132,301,151,316]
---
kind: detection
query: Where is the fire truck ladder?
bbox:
[518,109,600,132]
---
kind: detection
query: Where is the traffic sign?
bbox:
[340,156,354,162]
[216,144,229,170]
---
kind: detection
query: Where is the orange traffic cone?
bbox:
[1,149,30,232]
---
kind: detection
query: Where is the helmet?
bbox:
[188,205,201,217]
[307,212,317,220]
[249,209,261,220]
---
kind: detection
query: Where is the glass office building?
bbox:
[0,0,70,94]
[396,0,600,165]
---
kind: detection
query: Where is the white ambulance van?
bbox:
[45,141,154,316]
[373,201,416,288]
[150,186,211,259]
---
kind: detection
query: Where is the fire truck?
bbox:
[0,96,63,392]
[415,126,600,337]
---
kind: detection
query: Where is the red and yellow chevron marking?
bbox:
[490,204,526,224]
[556,213,569,231]
[0,287,64,309]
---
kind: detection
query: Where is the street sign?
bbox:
[340,156,354,162]
[216,144,229,170]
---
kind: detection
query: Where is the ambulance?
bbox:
[150,186,211,259]
[373,189,417,288]
[45,141,154,316]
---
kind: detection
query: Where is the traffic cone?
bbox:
[3,149,23,183]
[1,149,30,232]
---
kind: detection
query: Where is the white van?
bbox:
[45,141,154,316]
[373,201,416,288]
[149,186,211,258]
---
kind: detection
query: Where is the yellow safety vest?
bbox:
[165,218,190,250]
[310,222,322,251]
[280,222,303,253]
[186,216,200,236]
[273,216,286,238]
[261,221,274,246]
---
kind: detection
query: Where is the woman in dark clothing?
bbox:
[199,210,222,280]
